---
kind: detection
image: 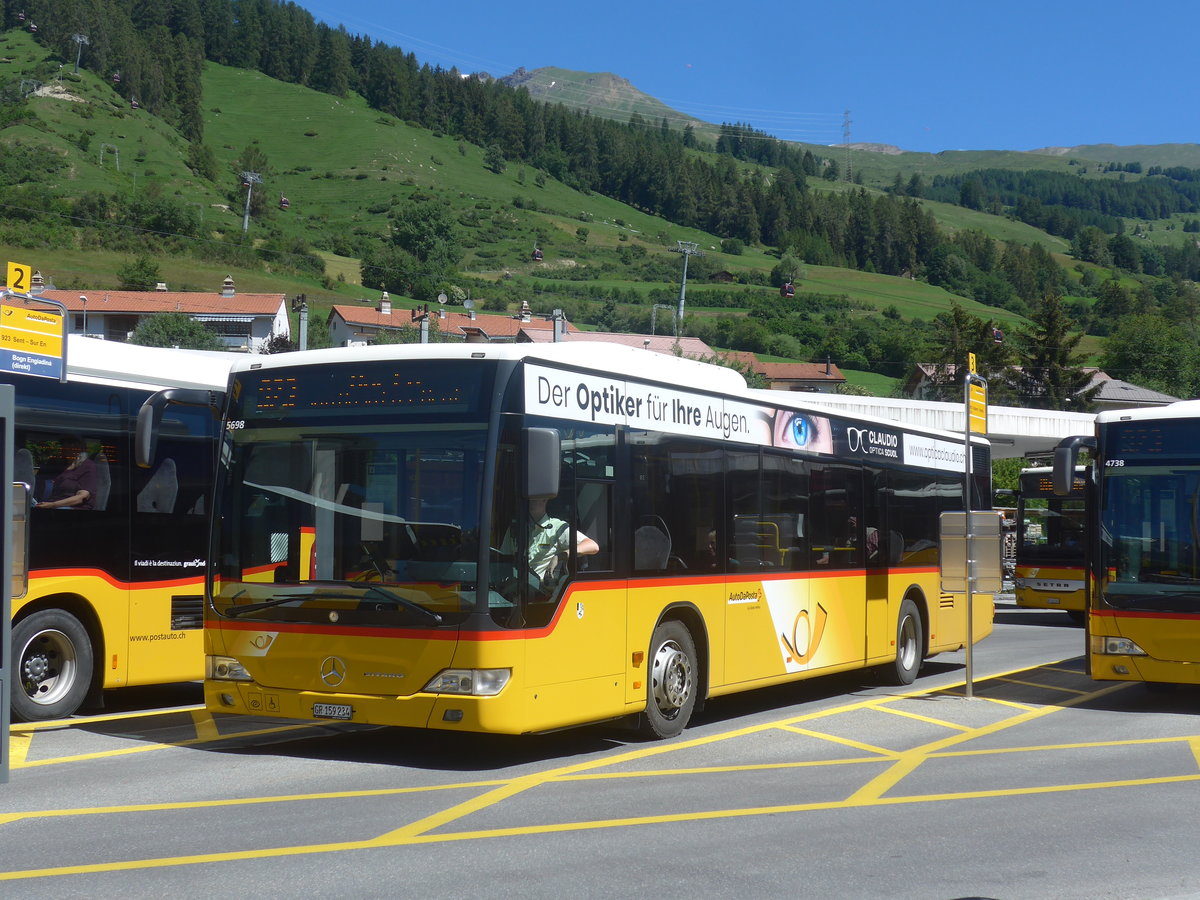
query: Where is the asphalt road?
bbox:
[5,598,1200,900]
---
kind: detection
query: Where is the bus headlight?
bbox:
[424,669,511,696]
[1091,636,1148,656]
[207,655,254,681]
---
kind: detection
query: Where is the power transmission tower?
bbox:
[240,171,262,234]
[669,240,704,342]
[842,109,852,183]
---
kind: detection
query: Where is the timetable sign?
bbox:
[0,304,64,380]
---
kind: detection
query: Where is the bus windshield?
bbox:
[1100,465,1200,612]
[1018,472,1085,566]
[211,360,495,626]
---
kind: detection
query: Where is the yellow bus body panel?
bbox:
[206,569,994,735]
[17,569,205,689]
[1014,564,1087,613]
[1090,610,1200,683]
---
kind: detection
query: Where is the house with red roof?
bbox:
[328,295,573,345]
[722,351,846,393]
[2,273,289,352]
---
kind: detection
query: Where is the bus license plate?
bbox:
[313,703,353,720]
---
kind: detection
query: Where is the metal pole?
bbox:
[298,299,308,351]
[962,371,988,700]
[240,171,261,234]
[72,34,89,75]
[676,252,689,337]
[963,375,974,698]
[242,183,253,233]
[670,241,702,344]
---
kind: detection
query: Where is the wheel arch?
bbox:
[13,591,106,690]
[654,602,709,706]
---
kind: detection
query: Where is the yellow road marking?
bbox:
[966,695,1041,711]
[872,704,974,732]
[1,658,1146,883]
[775,725,900,757]
[559,757,890,780]
[846,680,1129,803]
[13,704,205,732]
[7,730,31,767]
[993,676,1092,695]
[10,722,324,769]
[190,709,220,743]
[6,770,1200,880]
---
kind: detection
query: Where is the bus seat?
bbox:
[92,454,111,511]
[137,458,178,513]
[14,447,35,489]
[634,517,671,571]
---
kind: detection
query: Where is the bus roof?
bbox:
[229,342,747,394]
[65,335,239,392]
[1096,398,1200,426]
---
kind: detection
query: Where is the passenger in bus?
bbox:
[36,441,96,510]
[502,497,598,583]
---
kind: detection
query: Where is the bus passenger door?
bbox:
[519,427,626,722]
[864,467,890,661]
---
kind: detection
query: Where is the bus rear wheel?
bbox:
[12,610,94,721]
[885,597,923,686]
[640,620,697,740]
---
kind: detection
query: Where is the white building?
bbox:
[12,275,289,352]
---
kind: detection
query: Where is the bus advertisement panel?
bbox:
[1013,466,1088,621]
[1057,402,1200,685]
[197,344,993,739]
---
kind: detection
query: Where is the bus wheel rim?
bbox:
[19,628,78,706]
[651,639,692,715]
[898,615,917,670]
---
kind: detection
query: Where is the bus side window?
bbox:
[576,481,612,572]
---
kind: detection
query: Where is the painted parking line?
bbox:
[2,661,1162,883]
[8,712,328,769]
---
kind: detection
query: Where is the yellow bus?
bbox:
[1013,466,1088,622]
[6,336,231,720]
[170,344,992,738]
[1056,402,1200,686]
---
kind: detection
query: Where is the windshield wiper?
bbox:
[358,584,444,625]
[224,594,306,617]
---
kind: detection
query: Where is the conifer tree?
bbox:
[1013,291,1097,411]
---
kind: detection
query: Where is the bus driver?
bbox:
[503,497,598,584]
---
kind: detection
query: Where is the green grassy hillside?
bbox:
[2,28,1133,377]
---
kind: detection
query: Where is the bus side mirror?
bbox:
[1053,435,1095,496]
[136,389,224,468]
[523,427,560,500]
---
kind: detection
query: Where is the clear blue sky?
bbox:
[301,0,1195,155]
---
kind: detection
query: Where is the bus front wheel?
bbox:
[640,620,698,740]
[12,609,94,721]
[885,597,924,686]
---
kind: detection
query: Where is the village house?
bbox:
[722,351,846,393]
[5,273,289,352]
[327,295,576,345]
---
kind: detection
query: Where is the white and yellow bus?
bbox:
[6,336,232,720]
[1057,403,1200,686]
[173,343,992,738]
[1013,466,1088,622]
